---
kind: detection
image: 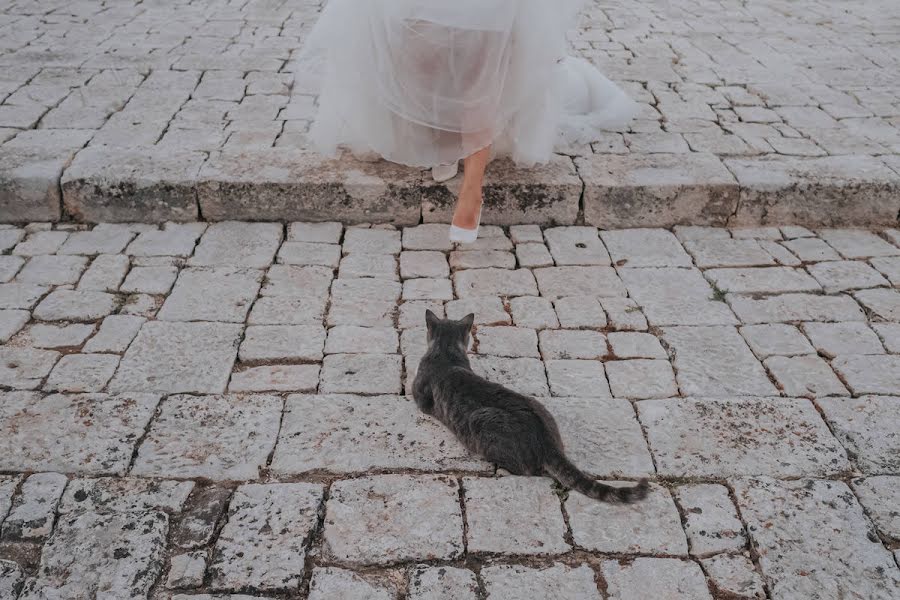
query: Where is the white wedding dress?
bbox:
[297,0,636,168]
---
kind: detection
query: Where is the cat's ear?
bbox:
[425,309,440,331]
[460,313,475,332]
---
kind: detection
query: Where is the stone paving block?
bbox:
[272,395,486,474]
[782,237,843,263]
[541,397,654,477]
[17,508,169,600]
[16,254,88,285]
[685,239,777,270]
[0,283,48,310]
[638,397,849,477]
[819,229,900,258]
[343,228,401,255]
[288,221,343,244]
[728,292,866,324]
[328,278,400,327]
[229,363,320,393]
[120,265,178,294]
[728,156,900,227]
[0,309,29,342]
[59,477,193,516]
[802,321,885,357]
[399,300,445,329]
[57,229,134,256]
[44,353,119,392]
[765,355,849,397]
[854,287,900,320]
[601,297,649,331]
[158,267,262,323]
[132,394,282,480]
[325,326,398,354]
[449,250,516,270]
[0,147,72,222]
[600,228,693,267]
[481,563,601,600]
[33,289,118,321]
[471,355,549,396]
[400,251,449,279]
[0,256,24,283]
[0,391,158,475]
[453,268,537,298]
[0,229,25,253]
[0,560,23,600]
[126,222,207,256]
[13,231,69,256]
[308,568,400,600]
[607,332,667,359]
[620,268,737,326]
[189,221,282,268]
[0,475,18,523]
[701,553,766,599]
[606,359,679,399]
[402,224,454,251]
[832,355,900,395]
[733,477,900,599]
[760,240,802,266]
[251,294,329,325]
[545,359,610,398]
[403,278,453,301]
[109,321,241,394]
[460,227,513,251]
[166,551,206,589]
[0,346,60,389]
[277,241,341,267]
[553,296,607,328]
[83,314,145,353]
[870,256,900,286]
[323,474,463,566]
[320,354,402,394]
[408,566,478,600]
[534,266,626,300]
[508,296,556,328]
[674,483,747,556]
[515,243,553,268]
[543,226,609,266]
[475,326,538,358]
[872,322,900,352]
[238,324,325,362]
[706,266,821,294]
[851,476,900,542]
[76,254,130,292]
[463,477,569,555]
[662,326,776,396]
[579,153,738,228]
[261,264,332,298]
[443,297,508,327]
[807,260,890,292]
[509,225,544,244]
[567,482,687,554]
[538,329,607,360]
[22,323,94,348]
[818,396,900,474]
[1,472,66,540]
[602,558,713,600]
[209,483,324,591]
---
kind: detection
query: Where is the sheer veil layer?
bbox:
[297,0,636,167]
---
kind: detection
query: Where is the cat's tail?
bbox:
[544,450,649,503]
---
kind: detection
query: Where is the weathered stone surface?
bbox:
[0,475,20,522]
[808,260,890,293]
[463,477,569,555]
[701,553,766,599]
[126,222,207,257]
[620,268,736,326]
[832,355,900,395]
[854,287,900,320]
[271,395,487,474]
[0,283,48,310]
[818,229,900,259]
[0,560,23,600]
[199,151,423,224]
[852,476,900,542]
[0,256,24,283]
[475,326,538,358]
[23,323,94,349]
[0,309,29,343]
[534,266,626,300]
[802,321,885,357]
[13,231,69,256]
[77,254,130,292]
[402,224,455,251]
[566,481,686,553]
[727,156,900,227]
[579,153,738,228]
[553,296,607,328]
[238,324,325,362]
[209,483,324,591]
[83,315,145,353]
[872,322,900,352]
[639,397,850,477]
[33,289,118,321]
[44,353,119,392]
[453,268,537,298]
[166,551,206,589]
[403,278,453,301]
[662,326,776,396]
[109,321,241,394]
[320,354,402,394]
[765,355,849,397]
[728,292,867,324]
[470,355,549,396]
[189,221,282,268]
[16,254,87,285]
[408,566,478,600]
[62,147,205,222]
[482,563,601,599]
[543,226,609,266]
[707,267,821,294]
[323,475,463,566]
[545,359,610,398]
[782,237,842,262]
[602,558,713,600]
[278,241,341,267]
[870,256,900,286]
[308,568,400,600]
[288,221,343,244]
[1,472,67,540]
[602,297,649,331]
[400,251,449,279]
[607,332,667,359]
[818,396,900,474]
[675,483,747,556]
[59,477,193,516]
[0,146,73,222]
[733,477,900,599]
[18,509,169,600]
[340,253,399,280]
[120,265,178,294]
[158,267,262,323]
[0,392,158,475]
[508,296,556,328]
[515,243,554,268]
[58,229,134,256]
[132,394,282,480]
[606,359,679,399]
[423,157,581,225]
[538,329,607,360]
[325,326,398,355]
[343,227,401,255]
[0,346,59,389]
[601,228,693,267]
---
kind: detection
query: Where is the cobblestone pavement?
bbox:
[0,221,899,599]
[1,0,900,224]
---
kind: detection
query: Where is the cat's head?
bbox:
[425,310,474,353]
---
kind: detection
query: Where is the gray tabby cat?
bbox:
[414,311,649,502]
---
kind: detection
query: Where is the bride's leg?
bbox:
[452,145,490,230]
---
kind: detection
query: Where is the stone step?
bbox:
[2,144,899,227]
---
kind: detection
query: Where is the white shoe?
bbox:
[432,162,459,183]
[449,205,483,244]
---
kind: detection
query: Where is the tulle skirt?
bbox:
[296,0,637,168]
